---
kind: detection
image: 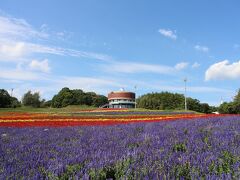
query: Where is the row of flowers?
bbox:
[0,113,237,127]
[0,113,204,120]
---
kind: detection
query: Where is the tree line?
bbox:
[0,87,108,108]
[136,92,217,113]
[0,89,21,108]
[218,89,240,114]
[1,87,240,114]
[51,87,108,108]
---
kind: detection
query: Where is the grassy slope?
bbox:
[0,105,96,114]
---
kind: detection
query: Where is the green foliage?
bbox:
[137,92,184,110]
[217,151,236,174]
[0,89,11,108]
[234,89,240,102]
[10,97,21,108]
[137,92,214,113]
[187,99,212,113]
[22,91,41,108]
[89,157,133,180]
[41,100,52,108]
[172,162,191,180]
[218,89,240,114]
[0,89,21,108]
[173,143,187,153]
[51,87,108,108]
[59,164,83,179]
[208,151,237,177]
[39,166,56,180]
[92,95,108,107]
[219,102,236,114]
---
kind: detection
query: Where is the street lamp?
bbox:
[134,85,137,109]
[184,78,187,111]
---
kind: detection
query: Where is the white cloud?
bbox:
[55,77,121,92]
[25,43,113,61]
[103,61,190,74]
[158,28,177,40]
[192,62,200,68]
[174,62,189,70]
[0,13,113,63]
[29,59,50,73]
[205,60,240,81]
[103,62,175,74]
[0,68,45,81]
[135,80,232,95]
[5,76,123,100]
[194,45,209,52]
[0,41,26,61]
[0,15,48,40]
[187,86,231,93]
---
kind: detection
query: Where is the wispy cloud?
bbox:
[194,45,209,53]
[29,59,50,73]
[0,67,47,81]
[132,80,232,98]
[102,61,190,75]
[102,62,175,74]
[0,15,48,40]
[2,74,122,100]
[55,76,122,91]
[192,62,200,68]
[25,43,113,61]
[205,60,240,81]
[158,28,177,40]
[0,13,113,64]
[174,62,188,70]
[0,63,123,99]
[0,41,26,61]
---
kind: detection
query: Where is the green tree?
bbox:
[218,89,240,114]
[218,102,236,114]
[10,97,21,108]
[72,89,84,105]
[187,98,201,112]
[22,91,41,108]
[0,89,11,108]
[93,95,108,107]
[137,92,184,110]
[233,89,240,102]
[137,91,213,113]
[42,100,52,107]
[51,87,74,108]
[51,87,108,108]
[200,103,211,113]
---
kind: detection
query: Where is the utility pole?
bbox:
[184,78,187,111]
[134,85,137,109]
[11,88,14,97]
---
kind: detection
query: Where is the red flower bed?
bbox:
[0,112,237,127]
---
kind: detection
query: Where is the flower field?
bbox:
[0,110,232,127]
[0,109,240,179]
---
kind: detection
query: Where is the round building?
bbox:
[108,91,136,108]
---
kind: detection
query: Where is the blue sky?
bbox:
[0,0,240,105]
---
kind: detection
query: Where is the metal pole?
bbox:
[184,78,187,111]
[11,88,13,97]
[134,85,137,109]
